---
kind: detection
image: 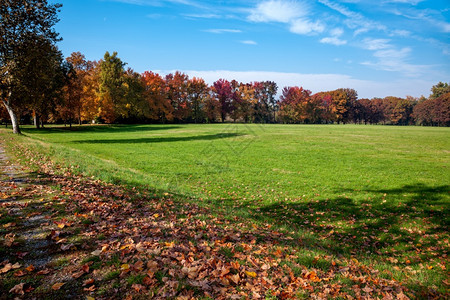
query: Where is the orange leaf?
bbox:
[25,265,35,272]
[52,282,65,290]
[83,285,96,292]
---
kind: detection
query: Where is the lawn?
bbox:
[1,123,449,298]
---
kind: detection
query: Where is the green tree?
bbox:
[98,51,126,122]
[430,82,450,99]
[0,0,62,134]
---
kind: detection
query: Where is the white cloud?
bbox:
[384,0,424,5]
[159,69,433,98]
[389,29,411,37]
[361,38,391,50]
[183,13,221,19]
[204,29,242,34]
[362,47,431,76]
[248,0,308,23]
[248,1,324,36]
[320,27,346,45]
[320,37,347,45]
[240,40,258,45]
[330,27,344,36]
[290,19,325,34]
[318,0,387,34]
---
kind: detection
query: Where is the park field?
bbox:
[1,124,449,298]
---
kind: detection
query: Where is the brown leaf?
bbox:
[4,233,15,247]
[132,283,144,292]
[83,278,95,286]
[132,260,143,272]
[147,261,158,273]
[72,270,85,279]
[12,262,21,269]
[52,282,65,290]
[14,270,27,277]
[82,264,90,273]
[229,273,240,285]
[0,263,12,274]
[36,269,51,275]
[9,283,24,295]
[143,276,155,286]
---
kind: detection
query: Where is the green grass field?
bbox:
[2,124,449,295]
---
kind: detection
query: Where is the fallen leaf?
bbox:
[37,269,51,275]
[91,249,102,256]
[9,283,24,295]
[84,285,96,292]
[82,264,90,273]
[0,263,12,274]
[61,243,74,251]
[121,264,130,271]
[25,265,35,272]
[245,271,257,278]
[83,278,95,286]
[12,262,21,269]
[52,282,65,290]
[14,270,26,277]
[147,261,158,273]
[132,283,145,292]
[72,270,85,279]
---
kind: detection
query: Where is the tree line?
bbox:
[1,1,449,134]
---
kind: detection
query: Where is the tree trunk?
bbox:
[2,100,21,134]
[34,113,41,129]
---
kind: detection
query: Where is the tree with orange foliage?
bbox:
[141,71,173,123]
[165,72,190,122]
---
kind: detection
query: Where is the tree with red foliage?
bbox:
[213,79,233,122]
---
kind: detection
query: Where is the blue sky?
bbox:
[54,0,449,98]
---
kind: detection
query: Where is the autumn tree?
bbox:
[80,60,100,122]
[61,52,95,125]
[238,82,255,123]
[0,0,62,134]
[279,86,312,123]
[141,71,173,123]
[213,79,233,122]
[203,92,220,123]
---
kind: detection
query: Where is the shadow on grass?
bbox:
[71,132,243,144]
[246,183,449,262]
[21,124,183,135]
